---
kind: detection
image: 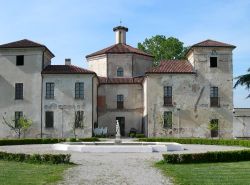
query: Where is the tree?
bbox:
[138,35,188,66]
[2,114,32,138]
[234,68,250,98]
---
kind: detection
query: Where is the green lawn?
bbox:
[156,160,250,185]
[0,161,72,185]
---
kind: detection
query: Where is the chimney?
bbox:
[113,26,128,44]
[65,58,71,65]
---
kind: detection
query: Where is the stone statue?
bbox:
[116,120,121,138]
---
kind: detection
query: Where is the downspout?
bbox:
[41,50,45,138]
[92,75,94,136]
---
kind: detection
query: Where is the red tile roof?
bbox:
[42,65,95,74]
[146,60,195,74]
[86,43,153,58]
[98,76,144,84]
[0,39,55,57]
[192,39,236,48]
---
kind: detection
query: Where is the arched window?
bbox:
[117,67,124,77]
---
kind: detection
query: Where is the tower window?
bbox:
[117,67,124,77]
[16,55,24,66]
[75,82,84,99]
[210,57,217,67]
[45,111,54,128]
[15,83,23,100]
[163,111,172,129]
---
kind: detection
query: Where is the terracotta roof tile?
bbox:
[42,65,95,74]
[147,60,194,74]
[192,39,236,48]
[0,39,55,57]
[86,43,153,58]
[98,76,144,84]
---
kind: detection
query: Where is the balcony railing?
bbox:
[164,97,173,106]
[210,97,220,107]
[117,102,124,109]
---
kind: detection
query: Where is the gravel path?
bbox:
[0,143,247,185]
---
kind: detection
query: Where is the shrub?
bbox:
[0,151,71,164]
[0,137,99,146]
[66,137,100,142]
[163,150,250,164]
[135,134,145,138]
[138,138,250,148]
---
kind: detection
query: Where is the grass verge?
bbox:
[155,160,250,185]
[0,160,72,185]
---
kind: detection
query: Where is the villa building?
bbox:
[0,26,237,138]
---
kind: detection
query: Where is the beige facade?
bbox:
[0,27,238,139]
[0,47,53,138]
[42,74,96,138]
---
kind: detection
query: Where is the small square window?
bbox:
[16,55,24,66]
[210,57,217,67]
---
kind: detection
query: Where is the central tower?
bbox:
[113,26,128,44]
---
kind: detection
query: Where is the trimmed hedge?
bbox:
[163,150,250,164]
[0,151,71,164]
[67,137,100,142]
[0,138,100,146]
[138,138,250,147]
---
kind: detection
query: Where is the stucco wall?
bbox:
[0,48,44,138]
[97,84,143,136]
[42,74,94,138]
[87,55,107,77]
[133,54,153,77]
[107,54,133,78]
[146,72,233,138]
[233,108,250,137]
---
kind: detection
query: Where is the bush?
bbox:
[163,150,250,164]
[0,151,71,164]
[135,134,145,138]
[0,138,99,146]
[66,137,100,142]
[138,138,250,148]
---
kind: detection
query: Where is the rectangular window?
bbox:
[46,82,54,99]
[117,95,124,109]
[164,86,172,106]
[15,83,23,99]
[45,111,54,128]
[16,55,24,66]
[210,119,219,137]
[210,87,219,107]
[75,82,84,99]
[163,111,172,129]
[75,111,84,128]
[15,111,23,128]
[210,57,217,67]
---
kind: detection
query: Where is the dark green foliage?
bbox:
[163,150,250,164]
[137,35,188,66]
[234,68,250,98]
[138,137,250,147]
[0,137,99,146]
[0,151,71,164]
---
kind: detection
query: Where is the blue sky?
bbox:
[0,0,249,107]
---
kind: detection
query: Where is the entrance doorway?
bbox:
[116,117,125,136]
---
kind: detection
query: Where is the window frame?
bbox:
[75,82,84,99]
[46,82,54,99]
[45,111,54,128]
[15,83,23,100]
[117,67,124,77]
[163,111,172,129]
[210,119,219,137]
[15,111,23,128]
[117,94,124,109]
[16,55,24,66]
[210,86,219,107]
[75,111,84,128]
[210,57,217,68]
[164,86,172,106]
